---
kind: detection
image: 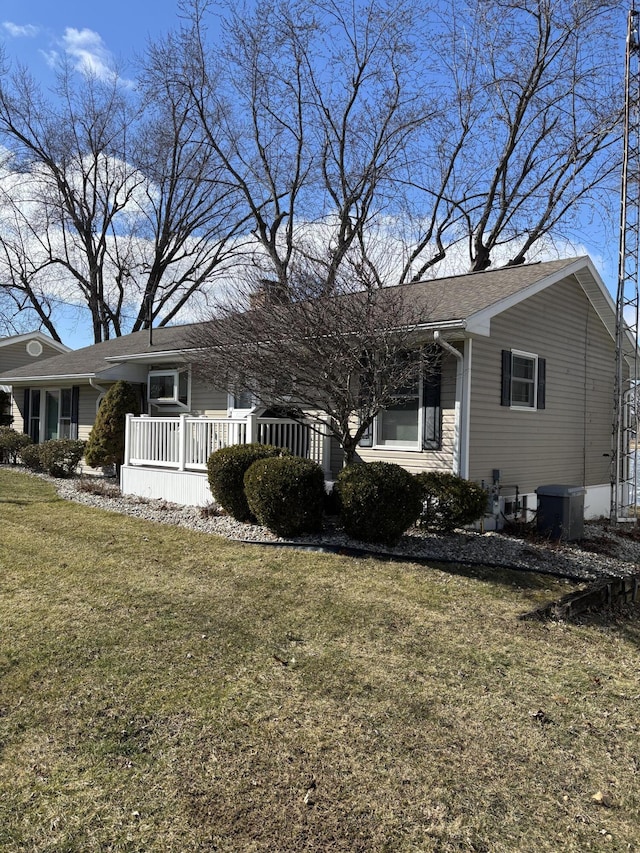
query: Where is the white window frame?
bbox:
[509,349,538,410]
[32,388,74,442]
[373,367,424,452]
[227,390,257,414]
[148,368,190,410]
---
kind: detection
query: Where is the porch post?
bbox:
[124,412,133,468]
[246,411,256,444]
[178,413,188,472]
[322,420,332,477]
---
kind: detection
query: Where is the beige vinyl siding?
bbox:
[468,275,615,493]
[10,393,24,433]
[0,339,64,373]
[189,376,228,416]
[355,352,457,475]
[77,386,102,441]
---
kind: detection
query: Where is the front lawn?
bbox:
[0,468,638,851]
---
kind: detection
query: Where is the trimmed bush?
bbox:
[0,427,32,464]
[85,380,141,472]
[415,471,488,533]
[336,462,423,546]
[20,443,44,472]
[207,443,288,522]
[38,439,86,478]
[244,456,325,537]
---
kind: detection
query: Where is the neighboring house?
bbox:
[0,256,626,523]
[0,332,71,429]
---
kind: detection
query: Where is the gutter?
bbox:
[0,373,96,384]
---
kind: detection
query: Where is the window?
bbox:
[148,369,189,408]
[23,387,79,442]
[359,350,442,451]
[228,389,255,410]
[501,350,546,410]
[377,374,421,447]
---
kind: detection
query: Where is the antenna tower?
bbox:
[612,5,640,522]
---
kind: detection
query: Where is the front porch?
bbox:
[120,412,331,506]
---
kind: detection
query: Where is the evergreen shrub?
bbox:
[244,456,325,537]
[0,427,32,464]
[415,471,488,533]
[336,461,423,545]
[207,443,288,522]
[85,380,140,472]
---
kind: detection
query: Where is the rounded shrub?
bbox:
[207,443,287,522]
[336,461,423,546]
[20,443,44,472]
[415,471,488,533]
[0,427,32,464]
[244,456,325,537]
[38,439,86,478]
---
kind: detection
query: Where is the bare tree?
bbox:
[398,0,623,277]
[178,0,429,300]
[0,47,249,343]
[189,249,439,464]
[0,58,145,342]
[175,0,622,285]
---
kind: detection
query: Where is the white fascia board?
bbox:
[0,372,96,384]
[0,331,71,352]
[464,256,613,337]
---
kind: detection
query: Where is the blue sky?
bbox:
[0,1,626,348]
[1,0,186,347]
[1,0,181,81]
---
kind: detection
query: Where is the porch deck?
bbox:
[120,413,330,506]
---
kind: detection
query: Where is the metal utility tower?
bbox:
[612,6,640,522]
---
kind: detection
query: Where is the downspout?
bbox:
[89,377,108,398]
[433,331,466,477]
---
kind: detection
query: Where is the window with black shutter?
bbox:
[501,349,546,410]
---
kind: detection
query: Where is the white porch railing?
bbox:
[124,413,328,473]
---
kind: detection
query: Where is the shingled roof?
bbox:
[0,256,609,383]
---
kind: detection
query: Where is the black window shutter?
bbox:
[501,350,511,406]
[23,388,30,435]
[71,386,80,439]
[423,366,442,450]
[537,358,546,410]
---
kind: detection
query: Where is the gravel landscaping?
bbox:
[32,470,640,582]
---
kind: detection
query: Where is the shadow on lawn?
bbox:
[0,496,60,506]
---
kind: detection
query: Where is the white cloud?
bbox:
[60,27,116,80]
[2,21,39,38]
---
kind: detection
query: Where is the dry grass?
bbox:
[1,468,639,852]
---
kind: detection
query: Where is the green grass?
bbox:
[1,467,639,852]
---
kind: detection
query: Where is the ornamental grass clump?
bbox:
[244,456,325,537]
[415,471,488,533]
[336,461,423,546]
[207,443,288,522]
